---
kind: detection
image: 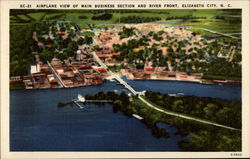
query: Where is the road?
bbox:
[47,61,68,88]
[92,52,138,95]
[192,28,240,39]
[91,52,241,131]
[138,96,240,131]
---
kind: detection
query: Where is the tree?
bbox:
[39,49,54,62]
[84,36,93,45]
[77,37,85,45]
[203,103,218,120]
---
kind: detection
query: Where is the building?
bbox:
[30,64,41,74]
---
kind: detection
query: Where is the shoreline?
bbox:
[10,76,241,91]
[118,73,241,85]
[129,78,241,84]
[83,91,241,151]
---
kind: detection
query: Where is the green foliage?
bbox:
[39,49,55,63]
[78,15,88,19]
[10,24,35,76]
[145,91,241,129]
[92,13,112,20]
[108,65,124,72]
[119,26,136,39]
[85,91,241,151]
[166,15,207,20]
[119,16,161,23]
[180,129,241,151]
[113,38,163,66]
[45,14,66,20]
[10,82,25,90]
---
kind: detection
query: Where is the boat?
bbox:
[132,114,143,120]
[177,92,184,96]
[168,94,176,96]
[77,94,85,102]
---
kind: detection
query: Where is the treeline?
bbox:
[78,15,88,19]
[166,15,207,20]
[92,13,112,20]
[203,57,241,78]
[45,14,66,20]
[10,24,36,76]
[82,91,241,151]
[145,91,241,129]
[119,16,161,23]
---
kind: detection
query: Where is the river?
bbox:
[10,80,241,151]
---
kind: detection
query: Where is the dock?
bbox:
[73,100,84,109]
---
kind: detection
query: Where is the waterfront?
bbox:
[123,77,241,101]
[10,80,241,151]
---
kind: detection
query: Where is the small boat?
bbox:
[177,93,184,96]
[168,94,176,96]
[78,94,85,102]
[132,114,143,120]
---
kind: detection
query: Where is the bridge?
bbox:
[90,52,240,131]
[92,52,138,95]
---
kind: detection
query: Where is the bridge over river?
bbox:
[91,51,240,131]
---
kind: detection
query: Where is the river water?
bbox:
[10,80,241,151]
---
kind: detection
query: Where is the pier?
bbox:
[73,94,113,109]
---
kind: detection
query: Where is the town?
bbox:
[10,18,241,89]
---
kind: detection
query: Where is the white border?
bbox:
[1,0,250,158]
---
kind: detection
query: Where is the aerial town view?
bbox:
[10,9,242,151]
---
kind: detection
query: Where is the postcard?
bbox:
[1,0,250,158]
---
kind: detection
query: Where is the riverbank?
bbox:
[10,82,25,90]
[84,91,241,151]
[10,73,241,91]
[10,81,241,151]
[119,69,241,84]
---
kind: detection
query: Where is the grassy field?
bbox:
[10,9,241,36]
[28,12,46,20]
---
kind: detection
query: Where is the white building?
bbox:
[30,64,41,74]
